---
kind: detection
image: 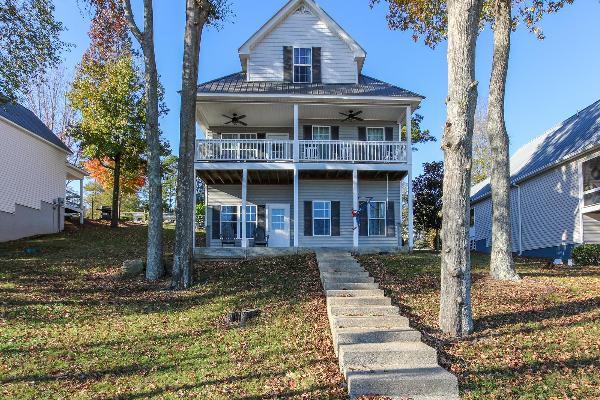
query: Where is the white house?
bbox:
[470,98,600,260]
[194,0,423,250]
[0,102,86,242]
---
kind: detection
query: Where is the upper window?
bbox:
[221,133,257,140]
[368,201,386,236]
[313,201,331,236]
[367,127,385,141]
[583,156,600,207]
[312,126,331,140]
[294,48,312,84]
[470,208,475,227]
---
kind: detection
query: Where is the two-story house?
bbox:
[195,0,423,250]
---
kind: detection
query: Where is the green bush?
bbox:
[572,244,600,265]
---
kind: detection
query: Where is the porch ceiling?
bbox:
[196,101,408,133]
[198,169,407,185]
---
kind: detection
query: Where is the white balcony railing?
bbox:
[196,139,294,161]
[195,139,408,163]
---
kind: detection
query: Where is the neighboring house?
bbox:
[195,0,422,249]
[0,102,86,242]
[470,98,600,261]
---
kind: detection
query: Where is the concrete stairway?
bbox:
[316,250,459,400]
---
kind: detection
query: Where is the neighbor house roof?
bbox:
[0,102,71,153]
[197,72,424,99]
[471,98,600,203]
[238,0,366,72]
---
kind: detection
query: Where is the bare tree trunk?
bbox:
[111,154,121,228]
[172,0,207,290]
[122,0,165,281]
[487,0,521,281]
[439,0,483,337]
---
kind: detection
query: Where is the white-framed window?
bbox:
[470,208,475,228]
[221,133,257,140]
[220,205,257,238]
[313,201,331,236]
[367,127,385,141]
[312,126,331,140]
[583,155,600,208]
[368,201,386,236]
[293,48,312,83]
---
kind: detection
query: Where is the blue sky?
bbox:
[55,0,600,175]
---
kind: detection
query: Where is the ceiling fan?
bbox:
[340,110,363,122]
[222,113,248,126]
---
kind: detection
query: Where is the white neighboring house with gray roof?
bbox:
[0,102,86,242]
[195,0,421,250]
[470,98,600,261]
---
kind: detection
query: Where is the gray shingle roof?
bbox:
[0,102,71,153]
[197,72,424,99]
[471,98,600,203]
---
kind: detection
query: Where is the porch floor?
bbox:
[193,246,407,260]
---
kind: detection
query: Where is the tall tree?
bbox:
[0,0,68,102]
[439,0,484,337]
[171,0,230,290]
[68,53,147,228]
[413,161,444,249]
[119,0,165,281]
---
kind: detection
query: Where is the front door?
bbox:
[267,204,290,247]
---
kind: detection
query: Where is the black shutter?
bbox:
[257,205,266,240]
[257,133,266,139]
[385,127,394,141]
[312,47,321,83]
[304,201,313,236]
[359,201,368,237]
[331,126,340,140]
[283,46,293,82]
[386,201,396,237]
[358,126,367,141]
[331,201,340,236]
[303,125,313,140]
[211,205,221,239]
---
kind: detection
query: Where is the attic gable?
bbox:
[238,0,366,73]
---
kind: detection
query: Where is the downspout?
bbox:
[515,184,523,256]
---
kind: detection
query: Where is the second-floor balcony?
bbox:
[195,139,408,164]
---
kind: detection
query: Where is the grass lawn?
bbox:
[357,252,600,400]
[0,222,345,399]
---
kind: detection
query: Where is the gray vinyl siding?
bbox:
[583,212,600,243]
[298,180,353,247]
[471,159,582,253]
[247,8,357,83]
[206,184,294,247]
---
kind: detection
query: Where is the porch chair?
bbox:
[220,233,237,247]
[253,231,269,247]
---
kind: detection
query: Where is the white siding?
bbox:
[471,159,582,252]
[248,9,357,83]
[0,119,67,214]
[583,212,600,243]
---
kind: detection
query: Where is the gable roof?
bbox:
[197,72,424,100]
[238,0,366,70]
[471,98,600,203]
[0,102,71,153]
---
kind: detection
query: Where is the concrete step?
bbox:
[322,276,375,284]
[326,289,385,298]
[333,327,422,352]
[320,271,370,278]
[328,305,400,317]
[331,315,409,329]
[339,342,439,376]
[318,261,362,268]
[323,282,379,291]
[327,297,391,307]
[346,366,459,399]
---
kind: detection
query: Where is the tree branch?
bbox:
[121,0,144,43]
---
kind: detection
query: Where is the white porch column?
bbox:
[192,169,197,248]
[241,168,248,248]
[293,104,299,162]
[406,106,414,250]
[293,167,299,247]
[352,169,359,248]
[399,179,404,247]
[79,179,84,224]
